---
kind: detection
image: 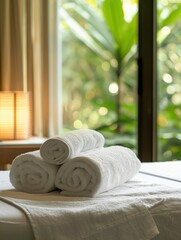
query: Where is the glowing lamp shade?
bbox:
[0,91,32,140]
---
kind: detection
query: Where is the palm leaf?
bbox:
[102,0,124,47]
[101,0,137,60]
[60,8,112,60]
[65,0,114,49]
[120,14,137,59]
[62,0,115,55]
[159,4,181,29]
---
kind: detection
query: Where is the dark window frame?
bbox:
[138,0,157,162]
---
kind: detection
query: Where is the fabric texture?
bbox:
[2,163,181,240]
[40,129,105,165]
[9,151,59,193]
[55,146,141,196]
[0,195,159,240]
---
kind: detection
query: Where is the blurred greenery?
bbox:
[157,0,181,161]
[60,0,181,161]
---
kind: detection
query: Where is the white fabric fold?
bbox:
[55,146,141,196]
[10,151,59,193]
[0,196,159,240]
[40,129,105,165]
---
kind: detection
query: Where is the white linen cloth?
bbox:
[55,146,141,196]
[140,161,181,182]
[10,151,59,193]
[40,129,105,165]
[0,194,159,240]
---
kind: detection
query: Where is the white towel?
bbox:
[40,129,105,165]
[10,151,59,193]
[0,196,159,240]
[55,146,141,196]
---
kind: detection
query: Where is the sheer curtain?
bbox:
[0,0,62,137]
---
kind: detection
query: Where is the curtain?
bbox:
[0,0,62,137]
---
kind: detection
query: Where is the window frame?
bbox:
[138,0,157,162]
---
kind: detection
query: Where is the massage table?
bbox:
[1,161,181,240]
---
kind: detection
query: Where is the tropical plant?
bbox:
[60,0,137,133]
[157,2,181,160]
[61,0,181,159]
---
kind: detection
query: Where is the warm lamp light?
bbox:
[0,91,32,140]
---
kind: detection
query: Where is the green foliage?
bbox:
[102,0,137,60]
[157,2,181,161]
[61,0,181,161]
[60,0,114,60]
[61,0,137,141]
[158,3,181,29]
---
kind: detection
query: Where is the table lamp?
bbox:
[0,91,32,140]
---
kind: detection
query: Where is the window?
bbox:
[61,0,138,151]
[60,0,181,162]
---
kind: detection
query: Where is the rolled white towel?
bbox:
[40,129,105,165]
[10,150,59,193]
[55,146,141,196]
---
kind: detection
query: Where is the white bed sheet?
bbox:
[1,162,181,240]
[140,161,181,183]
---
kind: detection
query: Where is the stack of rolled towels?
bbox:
[10,129,141,196]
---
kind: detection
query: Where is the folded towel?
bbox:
[10,151,59,193]
[55,146,141,196]
[40,129,105,165]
